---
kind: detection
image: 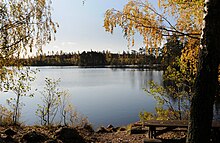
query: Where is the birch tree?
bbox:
[104,0,220,142]
[0,0,58,84]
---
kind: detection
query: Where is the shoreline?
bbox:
[0,121,187,143]
[24,64,165,71]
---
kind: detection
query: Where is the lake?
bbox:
[0,66,162,128]
[1,66,219,128]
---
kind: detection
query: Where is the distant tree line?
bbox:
[21,51,174,69]
[20,50,159,67]
[20,35,183,68]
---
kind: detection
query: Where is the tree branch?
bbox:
[111,2,201,40]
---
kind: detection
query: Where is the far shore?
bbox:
[24,64,165,70]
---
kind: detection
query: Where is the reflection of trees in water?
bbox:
[109,68,163,90]
[138,70,163,90]
[147,70,163,83]
[214,97,220,120]
[128,70,135,88]
[149,70,153,82]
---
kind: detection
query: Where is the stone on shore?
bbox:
[96,126,111,133]
[129,126,147,134]
[4,128,17,136]
[21,131,48,143]
[55,127,86,143]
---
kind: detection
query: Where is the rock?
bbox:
[4,135,18,143]
[21,131,48,143]
[129,126,146,134]
[111,127,118,132]
[106,124,120,133]
[82,123,94,133]
[106,124,119,132]
[118,127,126,131]
[114,127,120,131]
[96,126,111,133]
[55,127,86,143]
[4,128,16,136]
[106,124,114,129]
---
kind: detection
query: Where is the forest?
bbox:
[21,34,182,68]
[21,50,163,67]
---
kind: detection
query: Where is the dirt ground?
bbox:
[0,125,187,143]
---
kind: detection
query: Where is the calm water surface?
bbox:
[1,66,220,128]
[1,66,162,128]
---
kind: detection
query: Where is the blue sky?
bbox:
[42,0,158,54]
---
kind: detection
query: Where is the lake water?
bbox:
[1,66,219,128]
[0,66,163,128]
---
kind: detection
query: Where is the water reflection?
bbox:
[1,67,218,128]
[214,97,220,120]
[24,67,163,127]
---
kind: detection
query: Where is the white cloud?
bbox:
[61,41,77,46]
